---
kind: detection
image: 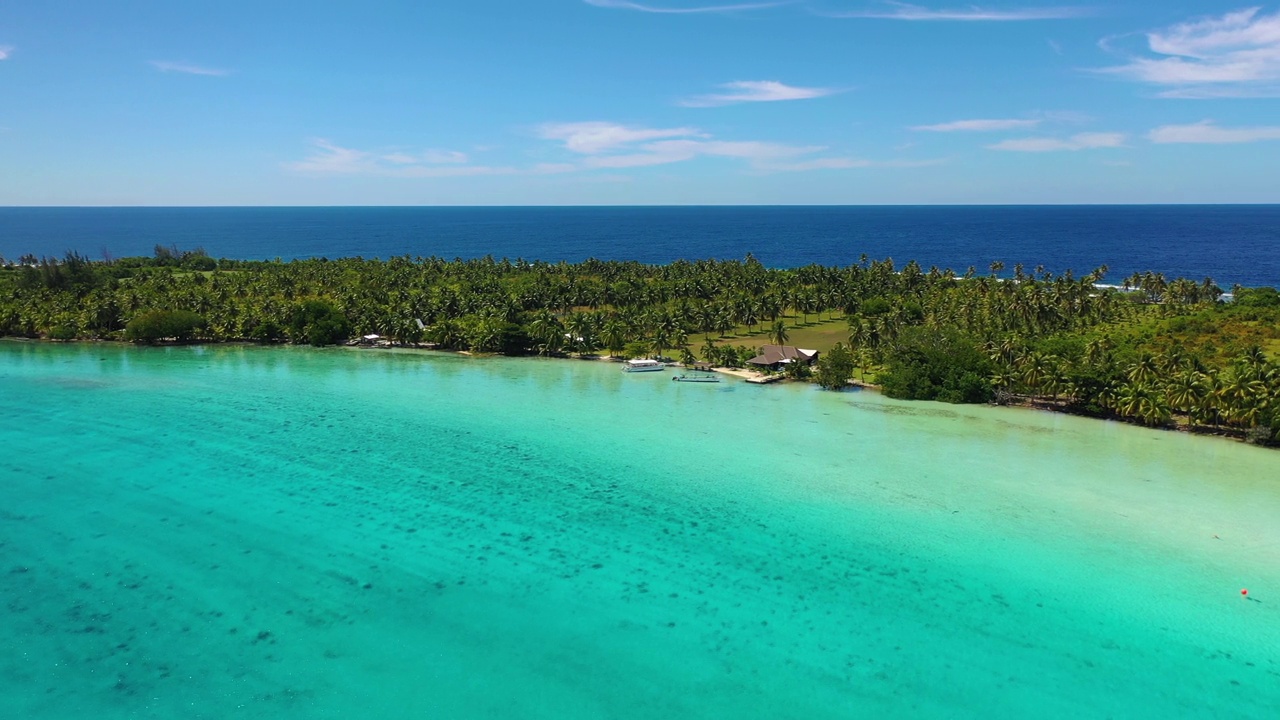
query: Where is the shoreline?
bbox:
[3,336,1267,451]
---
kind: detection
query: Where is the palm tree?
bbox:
[1160,346,1189,375]
[428,318,462,348]
[769,319,789,347]
[847,315,868,341]
[565,312,596,356]
[601,317,627,358]
[1219,370,1267,428]
[1084,336,1113,367]
[701,338,719,365]
[713,304,735,338]
[527,310,563,356]
[1127,355,1160,385]
[990,370,1019,395]
[1117,381,1171,426]
[1019,352,1055,399]
[1165,370,1206,415]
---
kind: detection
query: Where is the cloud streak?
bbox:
[543,121,936,172]
[150,60,230,77]
[757,157,948,172]
[583,0,785,13]
[382,149,471,165]
[680,80,839,107]
[988,132,1126,152]
[1148,120,1280,144]
[285,140,562,178]
[543,123,823,168]
[0,45,13,60]
[289,122,933,179]
[1096,8,1280,98]
[912,118,1041,132]
[538,122,705,153]
[827,2,1088,21]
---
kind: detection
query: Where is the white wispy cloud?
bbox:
[1155,86,1280,99]
[577,137,822,168]
[912,118,1041,132]
[1148,120,1280,144]
[0,45,13,60]
[1096,7,1280,98]
[544,122,936,172]
[381,150,469,165]
[757,157,948,172]
[540,122,829,169]
[423,149,470,164]
[680,80,839,107]
[150,60,230,77]
[583,0,785,13]
[1035,110,1094,124]
[538,122,705,154]
[289,121,931,178]
[288,140,369,174]
[286,139,551,177]
[988,132,1126,151]
[827,2,1088,21]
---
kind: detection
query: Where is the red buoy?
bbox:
[1242,589,1249,596]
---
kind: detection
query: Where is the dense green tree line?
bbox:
[1,250,1276,444]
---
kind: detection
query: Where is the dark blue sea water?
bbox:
[2,206,1278,287]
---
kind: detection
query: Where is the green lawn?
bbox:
[700,312,851,353]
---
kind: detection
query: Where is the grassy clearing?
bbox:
[699,313,851,353]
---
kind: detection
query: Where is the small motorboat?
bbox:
[672,371,721,383]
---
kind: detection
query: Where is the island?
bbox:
[2,247,1277,446]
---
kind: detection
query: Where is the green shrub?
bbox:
[125,310,206,343]
[182,255,218,271]
[860,297,892,317]
[879,328,994,403]
[288,299,350,346]
[306,317,349,346]
[48,324,78,341]
[814,343,854,389]
[495,322,532,355]
[248,319,285,343]
[1235,286,1280,308]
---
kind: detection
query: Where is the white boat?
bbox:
[622,358,665,372]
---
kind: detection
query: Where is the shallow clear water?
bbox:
[3,342,1279,718]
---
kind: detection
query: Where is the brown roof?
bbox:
[746,345,819,366]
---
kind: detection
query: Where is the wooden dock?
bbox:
[745,374,784,384]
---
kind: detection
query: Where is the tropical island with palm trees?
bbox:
[3,247,1278,446]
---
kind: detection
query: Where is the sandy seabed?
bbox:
[3,341,1279,719]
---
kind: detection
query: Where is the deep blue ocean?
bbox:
[2,205,1278,287]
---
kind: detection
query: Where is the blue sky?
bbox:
[2,1,1279,205]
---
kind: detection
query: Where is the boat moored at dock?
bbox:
[622,358,665,372]
[672,371,721,383]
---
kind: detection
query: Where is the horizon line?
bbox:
[3,202,1280,209]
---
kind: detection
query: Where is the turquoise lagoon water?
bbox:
[3,341,1279,719]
